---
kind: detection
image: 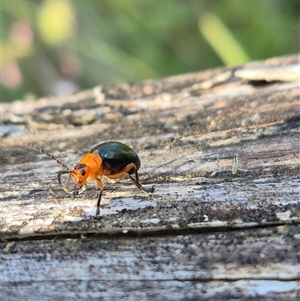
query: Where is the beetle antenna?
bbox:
[27,144,71,171]
[58,170,71,186]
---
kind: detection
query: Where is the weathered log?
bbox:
[1,54,300,300]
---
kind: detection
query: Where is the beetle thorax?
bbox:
[73,153,103,182]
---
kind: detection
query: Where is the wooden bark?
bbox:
[1,54,300,301]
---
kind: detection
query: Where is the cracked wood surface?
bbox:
[1,54,300,300]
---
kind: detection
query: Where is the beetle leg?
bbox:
[128,174,155,193]
[107,163,154,193]
[95,178,104,216]
[126,163,155,193]
[77,183,87,194]
[129,168,155,193]
[135,169,139,183]
[128,174,143,190]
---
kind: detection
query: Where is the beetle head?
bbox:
[71,163,91,185]
[57,163,90,193]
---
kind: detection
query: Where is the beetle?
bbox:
[31,141,154,215]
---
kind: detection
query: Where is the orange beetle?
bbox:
[32,141,154,215]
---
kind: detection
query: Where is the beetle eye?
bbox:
[80,169,86,176]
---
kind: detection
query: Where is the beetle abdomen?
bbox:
[90,141,141,173]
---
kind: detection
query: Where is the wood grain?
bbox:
[1,54,300,300]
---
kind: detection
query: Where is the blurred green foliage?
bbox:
[1,0,299,102]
